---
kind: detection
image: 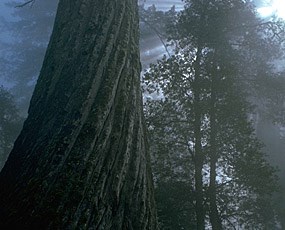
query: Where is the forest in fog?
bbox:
[0,0,285,229]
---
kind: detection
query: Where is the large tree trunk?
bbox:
[0,0,157,229]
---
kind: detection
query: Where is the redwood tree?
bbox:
[0,0,157,229]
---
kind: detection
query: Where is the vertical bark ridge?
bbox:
[42,4,131,198]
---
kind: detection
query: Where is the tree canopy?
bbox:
[143,0,284,228]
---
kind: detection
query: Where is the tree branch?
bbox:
[140,16,171,57]
[15,0,35,8]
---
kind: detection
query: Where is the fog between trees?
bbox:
[0,0,285,229]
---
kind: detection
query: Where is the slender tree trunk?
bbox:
[193,46,205,230]
[0,0,157,229]
[209,71,223,230]
[281,216,285,230]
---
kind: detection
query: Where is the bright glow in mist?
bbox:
[257,0,285,19]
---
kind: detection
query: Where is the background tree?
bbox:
[143,0,283,228]
[0,0,58,115]
[0,86,22,170]
[143,51,279,229]
[254,69,285,228]
[0,0,157,228]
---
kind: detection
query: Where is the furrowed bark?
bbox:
[0,0,157,229]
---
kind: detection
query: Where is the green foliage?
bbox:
[255,74,285,126]
[156,181,196,230]
[143,50,280,228]
[143,0,283,228]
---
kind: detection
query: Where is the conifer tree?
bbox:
[143,0,282,228]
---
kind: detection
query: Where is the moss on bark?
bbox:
[0,0,157,229]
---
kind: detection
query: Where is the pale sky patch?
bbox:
[257,0,285,19]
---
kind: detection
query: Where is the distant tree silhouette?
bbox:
[0,87,22,170]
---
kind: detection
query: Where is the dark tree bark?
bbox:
[0,0,157,229]
[208,71,223,230]
[193,46,205,230]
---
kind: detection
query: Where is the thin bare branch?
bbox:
[140,16,171,57]
[15,0,35,8]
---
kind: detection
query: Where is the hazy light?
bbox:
[257,7,274,17]
[274,0,285,19]
[257,0,285,19]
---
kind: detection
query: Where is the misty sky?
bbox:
[143,0,184,10]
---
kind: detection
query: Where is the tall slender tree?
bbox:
[143,48,279,229]
[0,0,157,229]
[143,0,282,228]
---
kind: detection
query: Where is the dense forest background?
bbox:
[0,0,285,229]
